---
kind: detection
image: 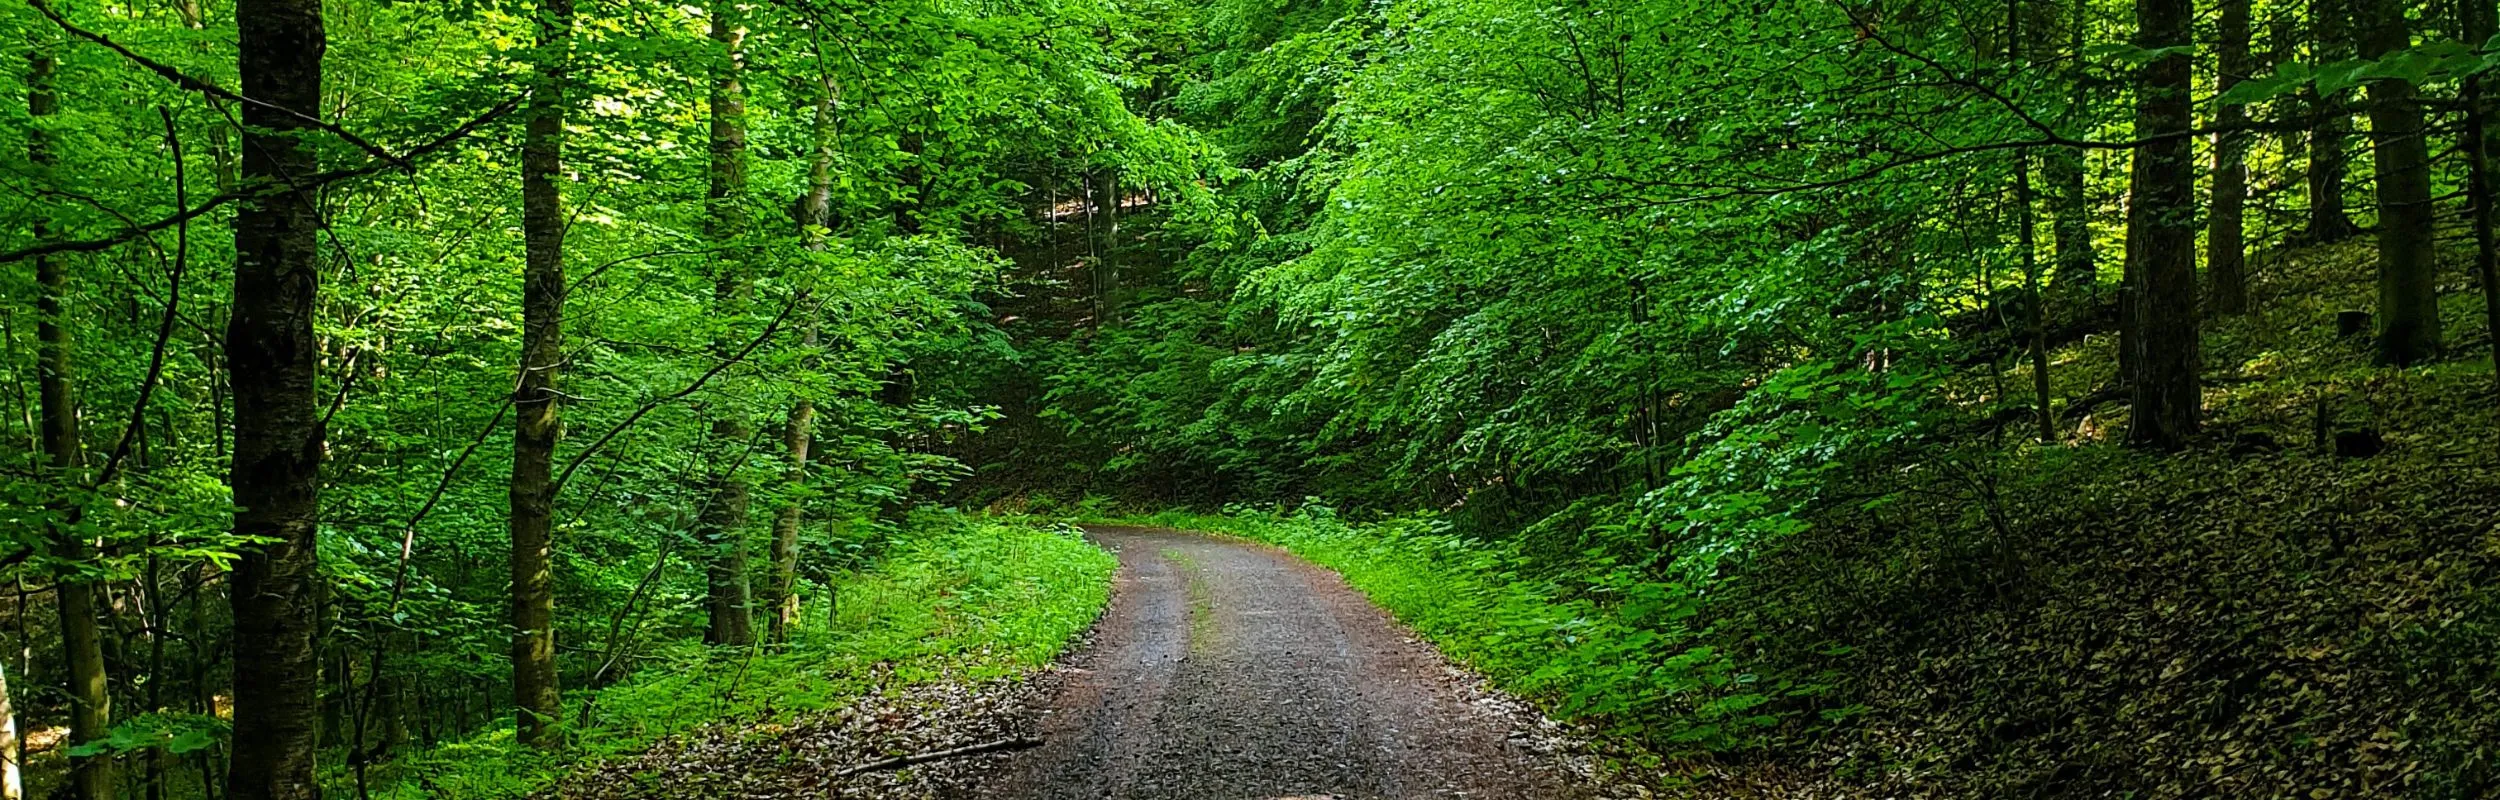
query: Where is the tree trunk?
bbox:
[766,399,812,643]
[767,77,838,644]
[0,664,16,800]
[508,0,572,750]
[30,41,120,800]
[2306,0,2360,243]
[2468,0,2500,395]
[227,0,328,797]
[2047,0,2095,288]
[2009,0,2053,442]
[2125,0,2200,449]
[700,0,757,648]
[701,416,756,647]
[2356,0,2443,365]
[2044,147,2094,288]
[2208,0,2252,315]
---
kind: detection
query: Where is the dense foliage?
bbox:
[1,0,1181,795]
[7,0,2500,795]
[975,0,2500,794]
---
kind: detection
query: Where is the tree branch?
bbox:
[0,92,523,266]
[551,292,810,496]
[28,0,409,168]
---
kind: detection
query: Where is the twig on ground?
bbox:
[834,737,1044,778]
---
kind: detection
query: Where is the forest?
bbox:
[2,0,2497,796]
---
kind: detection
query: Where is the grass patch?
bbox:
[366,518,1115,799]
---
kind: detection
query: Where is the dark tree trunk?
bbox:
[2047,0,2095,288]
[226,0,327,797]
[509,0,572,749]
[2125,0,2200,449]
[2306,0,2360,243]
[2356,0,2443,365]
[700,0,757,648]
[32,41,120,800]
[2468,0,2500,394]
[701,416,756,647]
[2045,147,2094,288]
[2209,0,2252,315]
[2010,0,2053,442]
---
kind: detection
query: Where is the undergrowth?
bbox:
[363,518,1114,799]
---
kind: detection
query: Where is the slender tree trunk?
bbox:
[2125,0,2200,449]
[2468,0,2500,395]
[2355,0,2443,365]
[2045,148,2094,287]
[30,41,119,800]
[2048,0,2095,288]
[2209,0,2252,315]
[766,397,811,643]
[2009,0,2053,441]
[508,0,572,749]
[700,0,757,648]
[0,664,18,800]
[767,77,839,644]
[2306,0,2360,243]
[226,0,328,796]
[1099,169,1120,325]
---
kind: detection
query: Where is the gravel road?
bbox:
[973,526,1588,800]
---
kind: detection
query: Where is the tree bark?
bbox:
[700,0,757,648]
[2208,0,2252,315]
[2306,0,2361,243]
[2468,0,2500,395]
[226,0,327,797]
[2125,0,2200,449]
[2356,0,2443,366]
[509,0,572,749]
[30,40,120,800]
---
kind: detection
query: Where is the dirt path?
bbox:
[975,526,1587,800]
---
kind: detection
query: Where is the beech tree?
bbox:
[226,0,329,795]
[700,0,758,648]
[2305,0,2361,243]
[29,34,115,800]
[2210,0,2253,316]
[2125,0,2199,449]
[508,0,573,749]
[2357,0,2443,365]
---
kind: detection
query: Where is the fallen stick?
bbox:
[834,737,1045,778]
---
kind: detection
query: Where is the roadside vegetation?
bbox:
[377,518,1111,799]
